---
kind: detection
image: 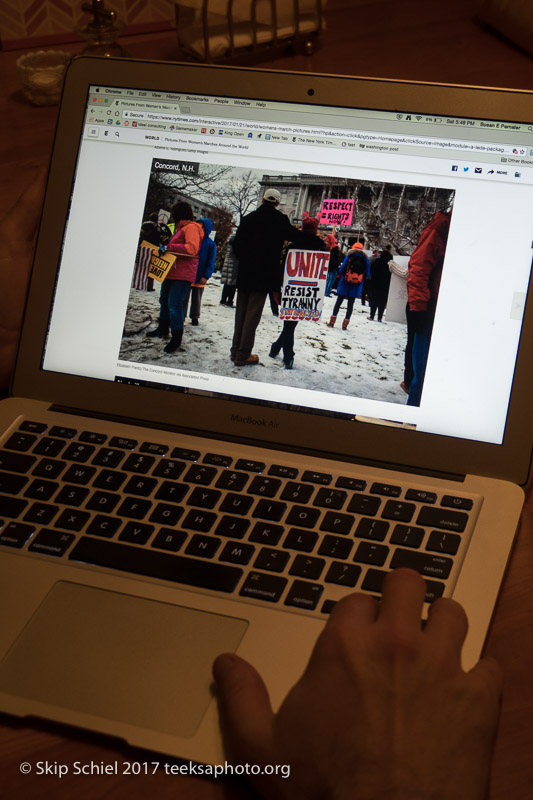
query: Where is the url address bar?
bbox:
[122,109,521,155]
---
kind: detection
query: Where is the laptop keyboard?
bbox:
[0,419,480,615]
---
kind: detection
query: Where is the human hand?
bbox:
[0,169,46,390]
[213,569,502,800]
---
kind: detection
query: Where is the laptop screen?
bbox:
[41,81,533,447]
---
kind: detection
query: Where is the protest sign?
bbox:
[320,198,354,225]
[140,240,178,283]
[279,249,329,322]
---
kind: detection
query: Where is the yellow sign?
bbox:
[141,240,177,283]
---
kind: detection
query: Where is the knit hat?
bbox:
[263,188,281,204]
[302,216,319,233]
[352,242,364,250]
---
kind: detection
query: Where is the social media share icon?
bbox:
[451,165,458,171]
[475,167,482,173]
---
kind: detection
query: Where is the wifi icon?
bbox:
[415,115,423,121]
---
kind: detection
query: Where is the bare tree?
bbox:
[219,170,260,222]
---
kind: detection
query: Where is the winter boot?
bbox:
[164,328,183,353]
[342,318,350,330]
[146,322,169,338]
[327,316,337,328]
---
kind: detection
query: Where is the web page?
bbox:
[42,86,533,445]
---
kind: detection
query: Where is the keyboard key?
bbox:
[355,518,389,541]
[119,522,154,545]
[123,475,158,497]
[86,515,122,538]
[19,421,47,434]
[183,464,218,485]
[336,476,367,491]
[215,470,248,491]
[390,548,453,579]
[1,495,28,517]
[219,541,255,565]
[321,599,337,614]
[215,515,250,539]
[254,547,290,573]
[0,522,34,548]
[247,476,281,497]
[116,497,152,520]
[313,488,347,509]
[151,528,187,552]
[149,503,184,526]
[235,459,265,473]
[23,479,58,501]
[248,522,284,546]
[49,426,77,439]
[33,438,66,458]
[319,511,354,535]
[252,499,286,521]
[347,493,381,516]
[325,562,361,586]
[0,471,28,494]
[93,469,127,491]
[416,506,468,533]
[86,491,121,514]
[70,536,243,593]
[29,529,75,556]
[381,500,416,523]
[79,431,107,445]
[301,470,332,485]
[187,487,221,509]
[62,443,95,462]
[441,495,474,511]
[55,485,90,507]
[153,459,186,480]
[361,568,445,603]
[426,531,461,556]
[140,441,169,456]
[55,508,90,531]
[92,449,125,468]
[23,502,58,525]
[219,492,254,515]
[370,482,402,497]
[170,447,201,461]
[0,450,35,473]
[405,488,437,504]
[239,571,287,602]
[285,580,323,610]
[289,554,325,580]
[318,535,353,559]
[62,464,95,484]
[268,464,298,479]
[122,454,156,474]
[390,524,425,548]
[185,534,221,559]
[283,528,318,552]
[154,481,188,503]
[353,542,389,566]
[285,505,320,528]
[280,482,314,503]
[4,432,37,451]
[109,436,138,450]
[182,509,217,533]
[203,453,232,467]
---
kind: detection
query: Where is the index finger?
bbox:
[377,568,427,631]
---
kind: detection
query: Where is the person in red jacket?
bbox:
[406,209,451,406]
[146,201,204,353]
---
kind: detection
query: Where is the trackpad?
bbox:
[0,582,248,738]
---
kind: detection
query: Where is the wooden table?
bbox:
[1,1,533,797]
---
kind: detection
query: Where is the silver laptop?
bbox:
[1,56,532,764]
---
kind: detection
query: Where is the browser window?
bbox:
[42,85,533,446]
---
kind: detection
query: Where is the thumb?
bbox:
[213,652,276,765]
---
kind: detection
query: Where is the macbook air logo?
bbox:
[231,413,279,429]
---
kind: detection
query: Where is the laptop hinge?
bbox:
[49,404,467,483]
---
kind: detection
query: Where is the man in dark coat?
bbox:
[230,188,304,366]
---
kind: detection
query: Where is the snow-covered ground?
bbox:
[119,274,408,406]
